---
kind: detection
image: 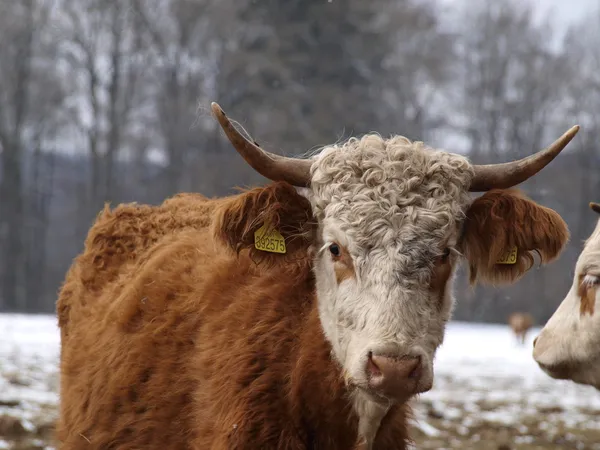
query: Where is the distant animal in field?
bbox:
[534,201,600,390]
[55,102,577,449]
[508,312,534,345]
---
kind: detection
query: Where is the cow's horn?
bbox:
[469,125,580,192]
[211,102,312,187]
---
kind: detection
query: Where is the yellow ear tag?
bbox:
[254,223,286,254]
[496,246,518,265]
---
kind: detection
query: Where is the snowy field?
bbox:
[1,315,599,449]
[412,323,600,449]
[0,314,59,450]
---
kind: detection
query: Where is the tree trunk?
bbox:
[0,143,24,311]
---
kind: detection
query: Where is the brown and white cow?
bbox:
[509,312,534,345]
[56,103,577,449]
[533,202,600,390]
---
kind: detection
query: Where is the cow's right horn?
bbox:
[469,125,580,192]
[211,102,312,187]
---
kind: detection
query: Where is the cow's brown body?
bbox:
[56,184,410,449]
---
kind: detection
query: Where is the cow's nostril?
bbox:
[533,336,539,348]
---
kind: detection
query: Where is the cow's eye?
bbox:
[329,243,341,258]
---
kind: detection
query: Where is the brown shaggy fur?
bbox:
[461,189,569,285]
[56,182,410,450]
[211,182,316,265]
[56,193,216,341]
[508,312,534,345]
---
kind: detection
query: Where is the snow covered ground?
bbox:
[412,322,600,449]
[0,314,59,450]
[0,314,599,449]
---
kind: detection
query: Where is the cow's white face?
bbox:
[304,135,474,408]
[533,206,600,389]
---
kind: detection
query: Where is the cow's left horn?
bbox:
[469,125,580,192]
[211,102,312,187]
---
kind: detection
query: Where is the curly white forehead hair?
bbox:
[310,134,474,284]
[311,134,474,239]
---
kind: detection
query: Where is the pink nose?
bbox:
[366,353,422,401]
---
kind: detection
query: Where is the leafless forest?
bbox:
[0,0,598,324]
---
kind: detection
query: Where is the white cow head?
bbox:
[533,202,600,389]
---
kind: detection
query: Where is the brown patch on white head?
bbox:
[429,247,455,308]
[329,243,356,284]
[578,274,598,317]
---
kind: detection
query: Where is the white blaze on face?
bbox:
[302,134,474,441]
[533,216,600,389]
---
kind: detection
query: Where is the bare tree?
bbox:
[59,0,147,222]
[451,0,568,321]
[452,0,568,162]
[373,0,456,141]
[23,143,56,311]
[0,0,596,320]
[560,10,600,239]
[0,1,66,310]
[132,0,242,197]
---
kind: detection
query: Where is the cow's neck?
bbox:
[289,300,390,449]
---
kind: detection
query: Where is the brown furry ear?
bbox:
[211,182,316,263]
[460,189,569,286]
[590,202,600,215]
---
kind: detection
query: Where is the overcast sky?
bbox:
[436,0,597,49]
[535,0,595,28]
[440,0,595,30]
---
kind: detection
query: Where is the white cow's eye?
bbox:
[583,274,600,286]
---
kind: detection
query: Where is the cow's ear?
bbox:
[211,181,315,261]
[460,189,569,286]
[590,202,600,215]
